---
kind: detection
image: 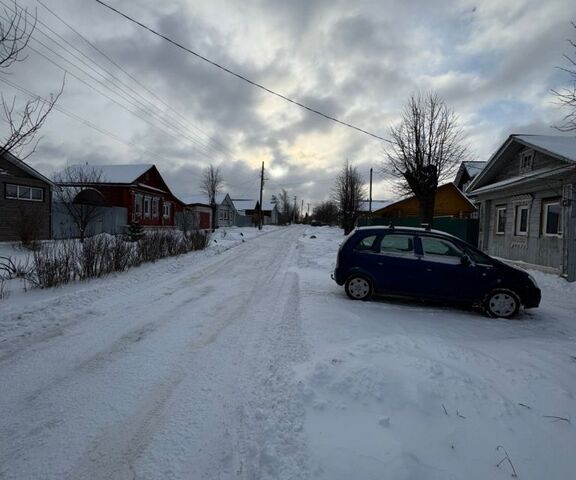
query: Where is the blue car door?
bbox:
[372,233,423,295]
[417,236,486,302]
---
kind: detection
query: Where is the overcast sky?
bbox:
[2,0,576,207]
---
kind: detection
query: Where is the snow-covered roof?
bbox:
[0,149,55,187]
[462,161,486,177]
[181,193,228,206]
[358,200,392,212]
[66,164,154,184]
[232,199,257,211]
[513,135,576,163]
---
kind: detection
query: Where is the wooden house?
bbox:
[56,164,185,230]
[372,183,477,219]
[467,134,576,281]
[0,149,54,241]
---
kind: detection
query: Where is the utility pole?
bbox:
[301,199,304,222]
[369,167,373,216]
[307,203,310,216]
[292,196,297,224]
[258,161,264,230]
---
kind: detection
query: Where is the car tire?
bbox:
[345,275,373,300]
[484,289,521,319]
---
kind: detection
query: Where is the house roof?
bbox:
[373,182,476,215]
[232,199,257,211]
[513,135,576,163]
[0,149,56,187]
[181,193,229,206]
[358,200,393,212]
[468,134,576,193]
[65,164,154,184]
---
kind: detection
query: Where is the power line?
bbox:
[37,0,237,161]
[2,1,244,168]
[92,0,393,144]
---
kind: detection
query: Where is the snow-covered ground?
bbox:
[0,225,575,479]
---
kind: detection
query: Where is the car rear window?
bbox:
[379,234,414,255]
[354,234,378,251]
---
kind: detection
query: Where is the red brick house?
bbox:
[58,164,185,229]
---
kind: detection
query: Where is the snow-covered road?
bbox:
[0,227,309,479]
[1,225,575,480]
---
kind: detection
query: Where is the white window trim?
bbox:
[134,193,143,216]
[495,206,506,235]
[542,200,562,237]
[143,196,151,218]
[152,197,159,218]
[163,202,171,219]
[515,205,529,236]
[519,150,533,173]
[5,183,44,202]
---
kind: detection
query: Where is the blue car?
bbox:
[332,226,541,318]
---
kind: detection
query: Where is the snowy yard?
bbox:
[0,225,575,479]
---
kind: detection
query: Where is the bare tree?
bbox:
[271,189,295,225]
[53,166,105,242]
[384,92,468,227]
[0,1,62,158]
[312,200,339,225]
[552,22,576,131]
[333,160,366,234]
[200,164,223,230]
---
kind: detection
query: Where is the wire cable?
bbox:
[92,0,393,144]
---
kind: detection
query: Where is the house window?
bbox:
[152,198,159,218]
[519,151,533,173]
[134,194,142,216]
[515,205,529,236]
[143,196,151,218]
[163,202,171,218]
[542,199,562,236]
[495,206,506,235]
[5,183,44,202]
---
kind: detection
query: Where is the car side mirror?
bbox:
[460,255,472,267]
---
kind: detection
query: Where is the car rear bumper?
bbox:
[332,268,345,286]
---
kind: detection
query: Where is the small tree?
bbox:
[271,189,295,225]
[53,165,104,242]
[312,200,339,225]
[552,22,576,131]
[1,2,62,159]
[200,164,223,230]
[333,160,365,234]
[383,91,468,227]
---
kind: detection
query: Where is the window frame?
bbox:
[152,197,159,218]
[519,151,533,173]
[495,206,506,235]
[162,201,171,219]
[542,199,562,237]
[134,193,143,216]
[377,233,417,259]
[5,183,44,202]
[514,205,529,236]
[143,196,151,218]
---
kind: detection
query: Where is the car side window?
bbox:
[354,234,378,251]
[379,234,415,257]
[420,237,465,264]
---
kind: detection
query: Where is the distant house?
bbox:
[454,161,487,192]
[181,200,212,231]
[0,149,54,242]
[467,134,576,281]
[182,193,237,228]
[372,183,477,219]
[232,199,279,226]
[358,200,393,214]
[54,164,185,237]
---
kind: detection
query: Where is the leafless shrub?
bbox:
[185,230,210,251]
[15,205,41,250]
[31,240,78,288]
[0,254,33,278]
[0,276,9,300]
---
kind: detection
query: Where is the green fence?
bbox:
[357,216,480,246]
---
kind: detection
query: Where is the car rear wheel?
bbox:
[484,289,521,318]
[345,275,373,300]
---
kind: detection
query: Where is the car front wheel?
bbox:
[345,275,373,300]
[484,289,521,318]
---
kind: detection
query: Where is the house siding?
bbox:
[0,156,51,241]
[480,186,569,272]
